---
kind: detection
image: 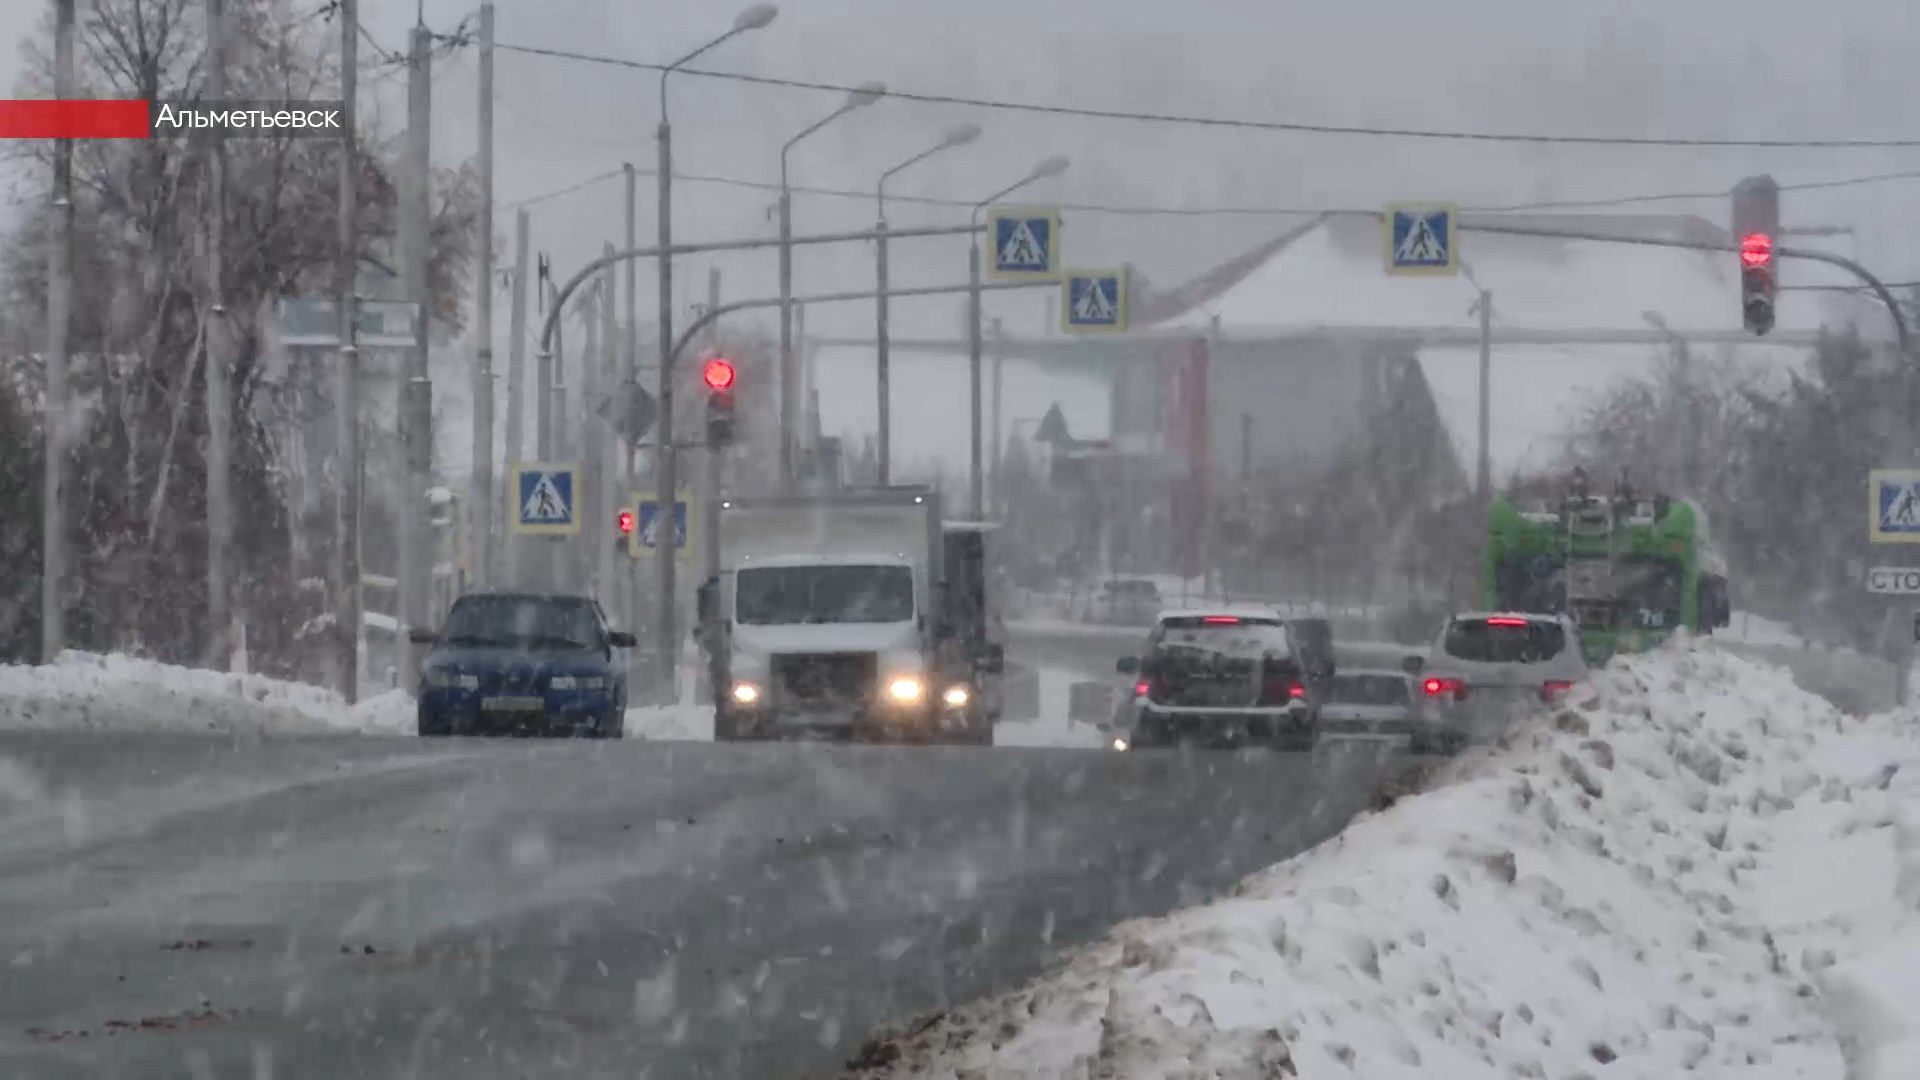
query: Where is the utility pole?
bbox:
[332,0,361,699]
[504,210,529,485]
[471,1,495,586]
[398,22,434,683]
[875,215,890,485]
[703,267,723,582]
[622,162,639,634]
[1475,288,1492,502]
[204,0,235,669]
[535,256,553,457]
[599,245,619,611]
[41,0,75,663]
[967,237,983,515]
[655,112,678,700]
[989,317,1005,516]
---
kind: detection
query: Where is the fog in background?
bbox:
[5,0,1916,473]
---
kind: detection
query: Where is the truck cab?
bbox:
[703,487,996,744]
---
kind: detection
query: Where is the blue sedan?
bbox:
[413,592,635,738]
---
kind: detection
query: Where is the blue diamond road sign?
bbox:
[637,499,688,550]
[1384,203,1459,276]
[987,207,1060,281]
[1062,268,1127,334]
[511,462,578,536]
[1871,469,1920,543]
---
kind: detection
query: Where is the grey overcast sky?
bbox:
[5,0,1918,338]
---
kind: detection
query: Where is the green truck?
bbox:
[1478,479,1731,663]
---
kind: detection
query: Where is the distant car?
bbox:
[1095,578,1162,626]
[1115,607,1318,751]
[1407,611,1587,754]
[414,592,635,738]
[1319,669,1415,739]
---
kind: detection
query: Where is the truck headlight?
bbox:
[426,670,479,690]
[941,684,971,708]
[885,676,926,705]
[731,681,761,705]
[548,675,606,691]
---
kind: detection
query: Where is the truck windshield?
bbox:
[736,565,915,625]
[444,595,600,648]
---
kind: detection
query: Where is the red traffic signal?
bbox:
[616,509,636,535]
[1740,232,1773,268]
[702,357,736,391]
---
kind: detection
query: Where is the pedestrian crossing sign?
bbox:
[1384,203,1460,276]
[986,207,1060,281]
[1870,469,1920,543]
[631,490,695,562]
[1061,268,1128,334]
[510,462,580,536]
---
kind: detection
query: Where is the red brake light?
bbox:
[1423,676,1467,701]
[1541,679,1575,701]
[1201,615,1240,625]
[1133,680,1152,698]
[1422,677,1444,695]
[1484,617,1530,627]
[1288,680,1305,700]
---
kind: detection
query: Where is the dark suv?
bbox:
[414,592,635,738]
[1116,610,1319,751]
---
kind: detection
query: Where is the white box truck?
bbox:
[697,486,1003,744]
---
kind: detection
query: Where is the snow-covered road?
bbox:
[0,722,1408,1078]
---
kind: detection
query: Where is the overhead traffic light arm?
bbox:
[1458,220,1911,353]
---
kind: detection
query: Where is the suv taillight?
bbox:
[1422,676,1468,702]
[1133,678,1154,700]
[1540,679,1575,702]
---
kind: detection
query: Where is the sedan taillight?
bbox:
[1422,676,1468,702]
[1540,679,1576,702]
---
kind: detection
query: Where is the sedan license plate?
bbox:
[481,695,544,713]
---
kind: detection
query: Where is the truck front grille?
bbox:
[771,652,877,707]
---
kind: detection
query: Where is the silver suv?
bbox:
[1406,612,1587,754]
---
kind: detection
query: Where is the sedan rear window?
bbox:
[1328,675,1409,705]
[1443,618,1567,664]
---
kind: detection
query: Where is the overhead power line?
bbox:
[501,162,1920,220]
[494,40,1920,150]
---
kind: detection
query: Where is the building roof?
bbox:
[1147,211,1884,337]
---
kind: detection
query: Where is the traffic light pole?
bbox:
[534,221,990,698]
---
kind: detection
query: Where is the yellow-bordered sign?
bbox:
[985,206,1061,281]
[1060,267,1129,334]
[508,461,580,536]
[1382,202,1460,277]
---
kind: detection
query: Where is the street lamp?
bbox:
[967,154,1069,518]
[651,2,776,701]
[873,122,983,485]
[777,79,886,490]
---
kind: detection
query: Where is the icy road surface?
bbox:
[0,733,1411,1078]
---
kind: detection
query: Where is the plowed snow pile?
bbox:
[847,640,1920,1079]
[0,651,413,735]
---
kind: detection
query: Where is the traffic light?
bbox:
[616,508,636,536]
[1731,175,1780,336]
[703,356,737,447]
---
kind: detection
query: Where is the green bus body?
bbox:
[1477,494,1730,664]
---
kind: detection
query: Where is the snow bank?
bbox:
[847,640,1920,1078]
[0,651,414,736]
